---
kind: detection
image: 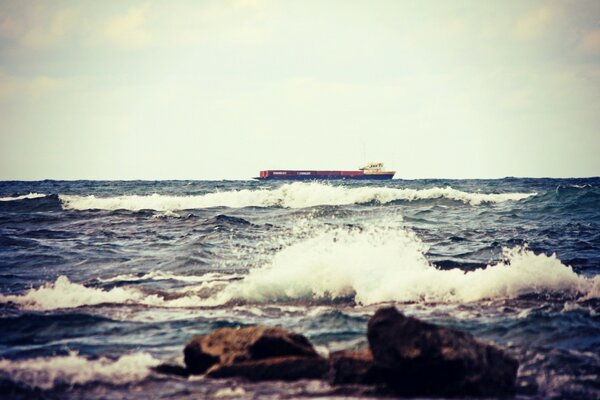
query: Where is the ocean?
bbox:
[0,178,598,399]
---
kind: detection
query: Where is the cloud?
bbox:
[103,4,151,48]
[515,4,562,40]
[0,71,62,102]
[166,0,273,46]
[0,4,77,48]
[579,29,600,55]
[232,0,271,11]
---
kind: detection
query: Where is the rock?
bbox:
[367,306,518,397]
[206,355,329,381]
[184,326,319,374]
[183,347,220,375]
[152,363,190,377]
[328,349,384,385]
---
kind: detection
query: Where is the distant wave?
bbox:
[0,193,46,201]
[0,352,159,390]
[58,183,536,211]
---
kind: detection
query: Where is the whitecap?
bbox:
[0,352,159,390]
[0,274,232,310]
[0,193,46,202]
[210,225,599,306]
[58,183,536,211]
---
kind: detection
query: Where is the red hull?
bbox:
[255,170,395,180]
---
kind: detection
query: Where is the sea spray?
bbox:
[211,225,600,305]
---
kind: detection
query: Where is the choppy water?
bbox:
[0,178,599,399]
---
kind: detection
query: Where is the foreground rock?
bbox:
[181,309,519,395]
[152,363,190,377]
[184,326,321,376]
[367,307,518,397]
[206,355,329,381]
[328,349,384,385]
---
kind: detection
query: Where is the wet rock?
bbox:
[329,349,384,385]
[152,363,190,377]
[183,346,220,375]
[184,326,319,374]
[367,306,518,397]
[206,355,329,381]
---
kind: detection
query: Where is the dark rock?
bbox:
[329,349,385,385]
[184,326,319,374]
[367,306,518,397]
[183,345,220,374]
[152,363,190,377]
[206,355,329,381]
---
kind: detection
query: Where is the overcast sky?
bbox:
[0,0,599,180]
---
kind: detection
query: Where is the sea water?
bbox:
[0,178,598,399]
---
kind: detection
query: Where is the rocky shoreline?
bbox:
[156,306,518,398]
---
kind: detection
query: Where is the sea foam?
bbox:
[0,193,46,201]
[0,274,231,310]
[0,352,159,389]
[212,225,599,305]
[58,183,535,211]
[4,225,597,310]
[0,276,145,310]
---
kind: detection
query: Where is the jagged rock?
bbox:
[367,306,519,397]
[329,349,384,385]
[206,355,329,381]
[184,326,319,374]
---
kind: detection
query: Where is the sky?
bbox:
[0,0,599,180]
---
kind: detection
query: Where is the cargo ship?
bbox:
[255,162,395,180]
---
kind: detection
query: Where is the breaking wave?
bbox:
[0,352,159,390]
[3,226,598,310]
[211,225,600,306]
[0,273,236,311]
[0,193,46,201]
[58,183,535,211]
[0,276,146,310]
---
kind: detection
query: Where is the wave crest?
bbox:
[0,276,145,310]
[0,352,159,390]
[0,273,236,310]
[0,193,46,202]
[212,226,599,305]
[59,183,535,211]
[4,227,595,309]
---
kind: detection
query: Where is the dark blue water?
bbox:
[0,178,598,399]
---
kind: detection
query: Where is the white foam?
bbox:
[58,183,535,211]
[0,352,159,390]
[152,210,181,218]
[0,193,46,201]
[5,225,597,310]
[97,271,240,284]
[211,225,599,306]
[214,387,247,398]
[0,276,146,310]
[0,274,235,310]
